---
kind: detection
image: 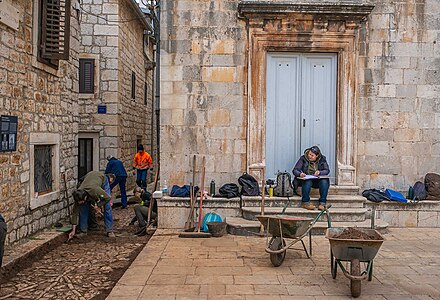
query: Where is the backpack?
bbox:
[413,181,427,201]
[425,173,440,200]
[273,172,294,197]
[361,189,389,202]
[385,189,407,203]
[238,172,260,196]
[218,183,240,199]
[170,185,191,197]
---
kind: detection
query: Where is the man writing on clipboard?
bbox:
[292,146,330,211]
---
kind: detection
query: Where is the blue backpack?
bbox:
[170,185,191,197]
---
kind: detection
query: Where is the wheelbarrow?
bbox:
[326,227,384,298]
[257,205,331,267]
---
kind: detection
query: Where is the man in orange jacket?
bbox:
[133,144,153,190]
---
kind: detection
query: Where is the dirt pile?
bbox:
[334,227,383,240]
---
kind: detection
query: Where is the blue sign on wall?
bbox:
[97,104,107,114]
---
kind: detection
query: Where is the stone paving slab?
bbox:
[107,228,440,299]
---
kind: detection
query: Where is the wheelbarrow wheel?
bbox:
[350,259,361,298]
[330,250,337,279]
[269,237,286,267]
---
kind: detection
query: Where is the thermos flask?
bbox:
[210,180,216,196]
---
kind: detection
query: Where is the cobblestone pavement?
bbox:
[0,205,150,300]
[107,228,440,299]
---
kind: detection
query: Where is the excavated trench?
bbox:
[0,206,151,300]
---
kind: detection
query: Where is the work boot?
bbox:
[137,228,148,236]
[107,232,116,238]
[135,226,146,236]
[302,203,316,210]
[318,203,326,211]
[75,231,87,239]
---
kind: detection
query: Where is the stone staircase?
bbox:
[225,186,389,236]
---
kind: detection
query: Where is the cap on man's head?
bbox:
[106,155,114,161]
[137,144,144,151]
[72,189,88,203]
[309,146,321,156]
[106,173,116,181]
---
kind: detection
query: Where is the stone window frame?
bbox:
[238,3,374,186]
[30,133,60,210]
[78,54,100,99]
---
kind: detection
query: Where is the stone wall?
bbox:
[357,0,440,191]
[0,0,80,244]
[79,0,156,188]
[160,0,247,189]
[160,0,440,192]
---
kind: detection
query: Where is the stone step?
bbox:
[241,207,368,222]
[225,217,388,236]
[242,195,366,208]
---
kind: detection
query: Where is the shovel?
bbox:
[184,155,197,231]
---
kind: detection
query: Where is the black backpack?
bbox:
[238,173,260,196]
[361,189,389,202]
[218,183,240,199]
[273,172,294,197]
[413,181,427,201]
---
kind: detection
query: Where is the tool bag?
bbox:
[385,189,407,203]
[238,172,260,196]
[218,183,240,199]
[170,185,191,197]
[362,189,389,202]
[274,172,294,197]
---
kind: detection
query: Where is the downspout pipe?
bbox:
[154,1,160,164]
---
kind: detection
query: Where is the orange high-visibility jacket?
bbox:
[133,151,153,169]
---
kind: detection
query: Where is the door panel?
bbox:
[266,54,301,178]
[266,53,337,181]
[78,138,93,180]
[301,55,337,179]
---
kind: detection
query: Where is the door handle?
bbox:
[303,119,305,127]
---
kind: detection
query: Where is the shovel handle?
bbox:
[197,156,206,232]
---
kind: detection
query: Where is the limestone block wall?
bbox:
[160,0,247,189]
[357,0,440,191]
[0,0,80,244]
[79,0,120,171]
[161,0,439,192]
[118,0,155,184]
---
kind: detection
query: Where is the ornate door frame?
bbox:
[238,2,374,186]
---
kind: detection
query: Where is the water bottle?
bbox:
[162,179,168,196]
[210,180,216,196]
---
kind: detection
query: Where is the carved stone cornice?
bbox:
[238,1,375,21]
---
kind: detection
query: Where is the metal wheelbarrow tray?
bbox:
[257,206,331,267]
[326,227,384,298]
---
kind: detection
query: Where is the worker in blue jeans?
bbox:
[69,171,115,240]
[105,156,128,208]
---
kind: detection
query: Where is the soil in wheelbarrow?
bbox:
[334,227,383,240]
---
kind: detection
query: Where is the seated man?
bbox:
[69,171,116,241]
[132,187,157,236]
[292,146,330,211]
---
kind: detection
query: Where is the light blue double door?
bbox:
[266,53,337,182]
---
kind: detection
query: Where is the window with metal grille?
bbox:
[79,59,95,93]
[144,82,148,105]
[131,71,136,99]
[38,0,71,66]
[34,145,53,195]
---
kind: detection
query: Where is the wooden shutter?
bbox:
[40,0,71,60]
[79,59,95,93]
[131,72,136,99]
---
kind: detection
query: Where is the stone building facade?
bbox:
[0,0,155,245]
[160,0,439,193]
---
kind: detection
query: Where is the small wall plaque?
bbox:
[97,104,107,114]
[0,115,18,152]
[0,0,20,31]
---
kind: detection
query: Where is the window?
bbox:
[144,82,148,105]
[34,145,53,195]
[131,71,136,99]
[38,0,71,67]
[79,59,95,94]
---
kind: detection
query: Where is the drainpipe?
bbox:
[152,1,160,164]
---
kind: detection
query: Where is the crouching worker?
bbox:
[68,171,116,241]
[293,146,330,211]
[132,187,157,236]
